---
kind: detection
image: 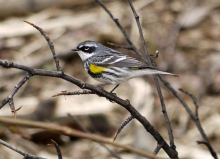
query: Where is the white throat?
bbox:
[77,51,95,61]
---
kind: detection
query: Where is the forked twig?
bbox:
[0,73,31,116]
[179,88,218,159]
[95,0,148,64]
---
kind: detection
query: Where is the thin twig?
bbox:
[50,139,62,159]
[154,143,163,155]
[179,88,218,159]
[179,89,199,118]
[24,20,62,72]
[96,1,177,156]
[95,0,148,64]
[0,73,31,109]
[127,0,176,153]
[68,114,121,159]
[113,115,133,141]
[158,75,218,159]
[0,138,46,159]
[0,117,169,159]
[197,141,218,159]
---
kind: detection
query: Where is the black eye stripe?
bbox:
[78,46,96,53]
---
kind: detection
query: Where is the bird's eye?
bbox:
[84,46,89,51]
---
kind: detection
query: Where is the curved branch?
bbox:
[0,59,177,158]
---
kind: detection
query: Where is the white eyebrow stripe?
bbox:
[85,44,98,47]
[79,45,83,48]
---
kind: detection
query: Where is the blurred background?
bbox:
[0,0,220,158]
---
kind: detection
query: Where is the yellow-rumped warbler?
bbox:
[71,40,177,92]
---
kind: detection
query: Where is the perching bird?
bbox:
[71,40,177,92]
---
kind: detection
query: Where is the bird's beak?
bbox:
[71,48,79,51]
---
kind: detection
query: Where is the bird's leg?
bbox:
[110,84,120,93]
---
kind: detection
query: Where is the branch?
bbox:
[95,1,177,156]
[0,59,177,158]
[197,141,218,159]
[127,0,176,152]
[0,73,31,110]
[24,20,62,72]
[0,138,46,159]
[95,0,149,64]
[179,89,199,118]
[154,143,163,155]
[0,117,169,159]
[179,89,218,159]
[50,139,62,159]
[113,115,133,141]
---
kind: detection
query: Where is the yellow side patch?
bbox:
[131,67,139,70]
[90,64,106,73]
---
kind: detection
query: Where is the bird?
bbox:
[71,40,177,92]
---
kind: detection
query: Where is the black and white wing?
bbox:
[90,54,153,69]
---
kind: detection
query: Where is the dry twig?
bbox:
[50,139,62,159]
[127,0,177,154]
[113,115,133,142]
[179,89,218,159]
[95,1,178,157]
[24,20,62,72]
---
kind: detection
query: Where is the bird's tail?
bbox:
[130,68,178,78]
